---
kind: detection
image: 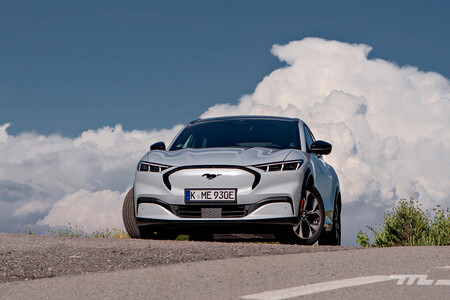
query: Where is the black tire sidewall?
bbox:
[301,185,325,245]
[122,188,141,238]
[277,185,325,245]
[319,196,341,246]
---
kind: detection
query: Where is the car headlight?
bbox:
[137,161,171,172]
[253,160,303,172]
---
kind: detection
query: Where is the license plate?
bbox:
[185,189,237,202]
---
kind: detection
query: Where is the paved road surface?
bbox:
[0,233,351,283]
[0,233,449,299]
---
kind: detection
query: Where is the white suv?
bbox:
[123,116,341,245]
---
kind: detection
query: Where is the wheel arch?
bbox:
[297,168,314,217]
[302,168,314,195]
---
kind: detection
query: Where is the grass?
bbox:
[23,224,191,240]
[23,225,274,243]
[47,224,130,238]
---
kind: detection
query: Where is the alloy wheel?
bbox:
[294,190,322,239]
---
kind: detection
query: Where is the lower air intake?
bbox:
[201,208,222,218]
[175,205,247,218]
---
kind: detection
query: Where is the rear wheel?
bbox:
[122,188,178,240]
[319,195,341,246]
[276,185,325,245]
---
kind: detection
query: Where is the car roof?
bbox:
[189,115,301,125]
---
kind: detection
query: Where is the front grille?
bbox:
[162,165,261,190]
[175,205,247,218]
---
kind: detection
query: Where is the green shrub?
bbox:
[356,198,450,247]
[356,230,370,247]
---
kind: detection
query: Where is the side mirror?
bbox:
[150,141,166,151]
[309,140,332,155]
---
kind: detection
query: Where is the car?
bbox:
[122,116,341,245]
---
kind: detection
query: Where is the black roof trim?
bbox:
[189,115,300,125]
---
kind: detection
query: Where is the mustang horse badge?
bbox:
[202,173,222,180]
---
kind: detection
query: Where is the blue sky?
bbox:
[1,0,449,136]
[1,1,449,244]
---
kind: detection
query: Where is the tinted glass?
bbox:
[304,125,315,150]
[170,119,300,150]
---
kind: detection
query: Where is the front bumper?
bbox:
[135,195,298,234]
[133,164,307,234]
[137,197,295,218]
[136,215,299,234]
[136,164,304,205]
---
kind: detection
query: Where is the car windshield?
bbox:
[170,119,300,150]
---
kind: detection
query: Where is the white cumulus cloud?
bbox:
[0,123,183,234]
[38,189,127,231]
[202,38,450,244]
[1,37,449,245]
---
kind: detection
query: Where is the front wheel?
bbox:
[122,188,142,238]
[122,188,178,240]
[276,185,325,245]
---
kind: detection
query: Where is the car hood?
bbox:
[142,148,298,167]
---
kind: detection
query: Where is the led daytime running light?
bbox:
[254,160,303,172]
[138,161,171,173]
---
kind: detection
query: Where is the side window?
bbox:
[304,125,315,151]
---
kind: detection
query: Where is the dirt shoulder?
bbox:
[0,233,354,283]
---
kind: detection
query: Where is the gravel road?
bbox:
[0,233,353,283]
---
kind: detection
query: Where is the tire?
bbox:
[122,188,179,240]
[276,185,325,245]
[122,188,142,238]
[319,195,341,246]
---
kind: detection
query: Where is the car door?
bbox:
[304,125,334,205]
